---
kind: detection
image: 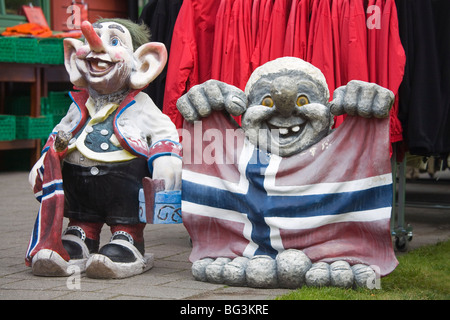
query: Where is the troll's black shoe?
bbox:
[85,231,153,279]
[32,226,99,277]
[62,226,99,259]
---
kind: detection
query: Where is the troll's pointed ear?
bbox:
[64,38,88,87]
[130,42,167,89]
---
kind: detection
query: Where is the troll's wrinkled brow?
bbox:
[108,24,125,33]
[92,23,125,34]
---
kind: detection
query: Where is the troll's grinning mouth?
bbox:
[87,58,115,74]
[267,123,305,138]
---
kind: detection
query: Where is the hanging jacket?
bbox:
[163,0,221,129]
[284,0,310,60]
[307,0,335,98]
[250,0,273,74]
[396,0,450,156]
[260,0,292,65]
[367,0,405,144]
[331,0,369,127]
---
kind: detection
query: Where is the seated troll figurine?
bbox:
[177,57,397,289]
[26,18,182,279]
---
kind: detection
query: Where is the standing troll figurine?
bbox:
[26,18,182,279]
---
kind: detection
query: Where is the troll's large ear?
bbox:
[64,38,88,88]
[130,42,167,89]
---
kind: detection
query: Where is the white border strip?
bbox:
[264,155,392,196]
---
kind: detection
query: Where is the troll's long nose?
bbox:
[81,21,104,52]
[271,77,298,117]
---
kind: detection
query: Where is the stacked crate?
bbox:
[0,37,67,170]
[0,36,67,144]
[1,91,71,143]
[41,91,72,127]
[0,115,16,141]
[0,36,64,64]
[15,115,54,141]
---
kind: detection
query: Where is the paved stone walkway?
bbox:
[0,171,448,300]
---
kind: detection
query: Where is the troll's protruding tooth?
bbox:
[279,128,289,135]
[97,61,109,69]
[291,126,300,133]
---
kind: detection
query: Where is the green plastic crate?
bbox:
[40,96,48,114]
[0,115,16,141]
[15,37,39,63]
[47,91,71,116]
[38,38,64,65]
[16,116,53,140]
[0,37,16,63]
[42,91,71,126]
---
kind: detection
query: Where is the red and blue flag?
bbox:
[181,111,398,276]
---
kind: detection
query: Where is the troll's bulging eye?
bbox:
[297,95,309,106]
[261,96,274,108]
[111,38,119,46]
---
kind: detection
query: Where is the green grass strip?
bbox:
[276,240,450,300]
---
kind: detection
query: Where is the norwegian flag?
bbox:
[181,111,398,276]
[25,145,69,266]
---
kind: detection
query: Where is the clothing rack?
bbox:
[391,150,413,252]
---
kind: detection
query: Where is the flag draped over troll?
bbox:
[26,147,68,266]
[181,111,398,276]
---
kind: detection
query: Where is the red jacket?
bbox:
[163,0,221,129]
[307,0,335,93]
[260,0,292,65]
[284,0,310,59]
[369,0,405,143]
[250,0,273,73]
[331,0,369,127]
[213,0,251,91]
